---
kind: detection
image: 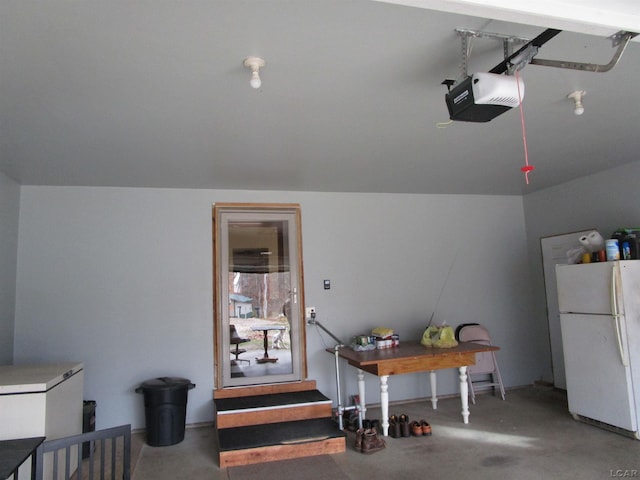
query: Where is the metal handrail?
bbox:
[307,316,362,431]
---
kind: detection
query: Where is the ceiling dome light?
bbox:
[567,90,586,115]
[243,56,265,89]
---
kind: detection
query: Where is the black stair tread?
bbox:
[215,390,331,413]
[218,418,345,452]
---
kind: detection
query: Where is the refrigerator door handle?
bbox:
[613,316,629,367]
[610,263,618,317]
[610,263,629,367]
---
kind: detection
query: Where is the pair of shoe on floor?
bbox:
[410,419,432,436]
[389,414,432,437]
[355,427,385,454]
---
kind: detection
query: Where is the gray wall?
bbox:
[0,172,20,364]
[14,186,535,430]
[7,159,640,429]
[522,160,640,383]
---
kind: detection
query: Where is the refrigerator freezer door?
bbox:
[556,262,616,315]
[560,313,637,432]
[556,260,640,316]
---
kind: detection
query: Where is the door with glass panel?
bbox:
[213,203,306,388]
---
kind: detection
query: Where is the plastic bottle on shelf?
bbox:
[605,239,620,261]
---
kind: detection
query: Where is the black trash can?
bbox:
[135,377,195,447]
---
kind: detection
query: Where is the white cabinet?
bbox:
[0,363,84,479]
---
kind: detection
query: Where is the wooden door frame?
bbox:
[212,202,307,390]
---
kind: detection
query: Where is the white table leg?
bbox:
[459,366,469,424]
[357,369,366,426]
[380,375,390,436]
[430,370,438,409]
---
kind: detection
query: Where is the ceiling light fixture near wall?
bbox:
[567,90,586,115]
[243,56,265,89]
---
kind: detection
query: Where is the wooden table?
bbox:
[251,324,286,364]
[0,436,44,480]
[329,341,499,436]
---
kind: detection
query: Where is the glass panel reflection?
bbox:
[227,220,293,379]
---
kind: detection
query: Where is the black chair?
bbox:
[34,424,131,480]
[230,324,251,364]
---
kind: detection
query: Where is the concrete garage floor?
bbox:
[131,385,640,480]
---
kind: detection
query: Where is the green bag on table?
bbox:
[421,325,458,348]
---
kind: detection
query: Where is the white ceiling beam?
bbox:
[375,0,640,38]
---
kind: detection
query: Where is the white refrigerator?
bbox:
[556,260,640,439]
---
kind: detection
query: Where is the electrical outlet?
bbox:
[305,307,316,319]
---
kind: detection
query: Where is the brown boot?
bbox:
[361,428,386,454]
[399,414,410,437]
[355,428,364,452]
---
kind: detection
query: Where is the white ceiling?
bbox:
[1,1,639,195]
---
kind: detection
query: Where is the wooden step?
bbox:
[217,418,346,468]
[213,381,345,467]
[215,390,333,429]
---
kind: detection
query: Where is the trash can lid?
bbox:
[137,377,194,390]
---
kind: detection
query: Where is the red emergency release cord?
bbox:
[515,69,534,184]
